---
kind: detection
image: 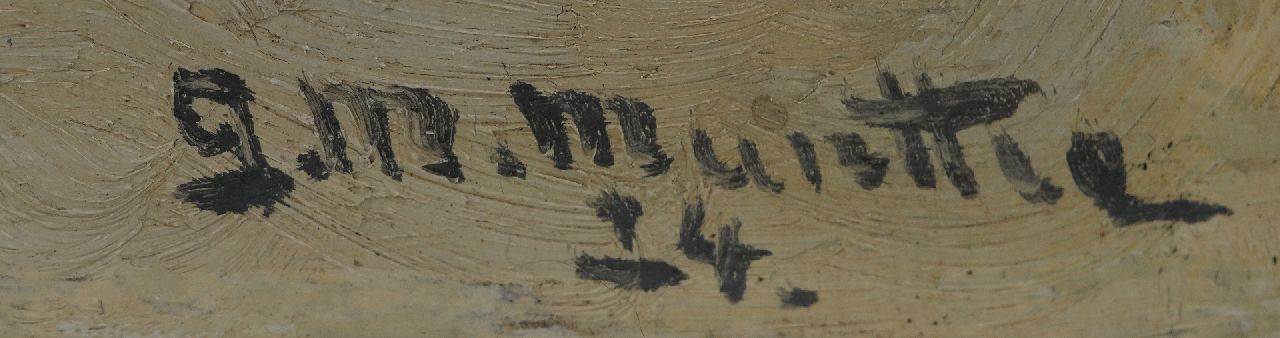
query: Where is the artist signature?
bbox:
[168,67,1232,304]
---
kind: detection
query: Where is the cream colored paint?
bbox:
[1,0,1278,336]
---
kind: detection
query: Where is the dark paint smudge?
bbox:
[172,68,294,215]
[422,161,464,182]
[552,90,614,167]
[607,96,673,176]
[895,128,937,188]
[844,71,1042,196]
[992,133,1062,204]
[843,72,1041,129]
[297,78,353,174]
[492,143,527,179]
[825,132,889,190]
[509,81,573,169]
[384,86,465,183]
[677,198,715,264]
[875,71,935,188]
[174,167,294,216]
[574,255,687,291]
[296,150,329,181]
[326,83,402,180]
[1066,132,1232,225]
[786,132,822,192]
[691,129,748,189]
[930,126,978,198]
[588,190,643,252]
[715,220,772,303]
[779,288,819,308]
[738,138,784,193]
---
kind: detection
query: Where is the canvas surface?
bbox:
[1,1,1277,336]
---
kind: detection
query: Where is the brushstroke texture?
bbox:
[739,138,784,193]
[297,78,353,175]
[1066,132,1232,225]
[492,143,527,179]
[826,132,889,190]
[385,86,465,182]
[779,288,819,308]
[509,81,573,169]
[677,198,715,264]
[844,71,1042,196]
[608,96,673,176]
[171,68,294,215]
[574,255,687,291]
[787,132,822,192]
[715,220,772,303]
[553,90,614,167]
[588,190,644,252]
[691,129,748,189]
[992,133,1062,204]
[326,83,402,180]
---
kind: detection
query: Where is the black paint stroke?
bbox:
[509,81,573,169]
[552,90,614,167]
[607,96,673,176]
[326,83,402,180]
[786,132,822,192]
[691,129,748,189]
[296,150,329,181]
[992,133,1062,204]
[677,198,715,264]
[930,125,978,198]
[297,78,353,175]
[422,160,464,183]
[173,69,246,158]
[171,68,294,215]
[678,200,773,303]
[385,86,465,182]
[588,190,643,252]
[738,138,784,193]
[844,72,1042,130]
[876,71,935,188]
[778,288,819,308]
[825,132,889,190]
[715,220,772,303]
[574,255,687,292]
[844,71,1042,196]
[1066,132,1232,225]
[175,167,294,216]
[492,143,527,179]
[895,128,937,188]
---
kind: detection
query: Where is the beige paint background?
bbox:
[2,0,1279,336]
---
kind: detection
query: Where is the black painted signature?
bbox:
[169,67,1232,305]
